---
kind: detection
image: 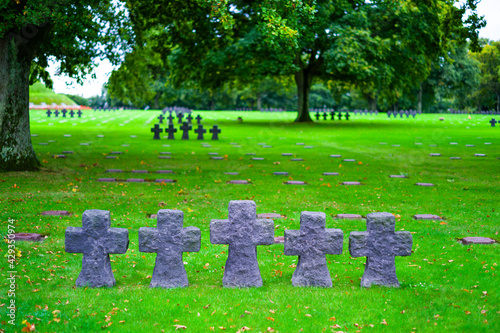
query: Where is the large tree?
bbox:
[0,1,130,171]
[126,0,483,122]
[472,41,500,111]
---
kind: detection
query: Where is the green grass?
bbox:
[0,110,499,332]
[29,82,77,106]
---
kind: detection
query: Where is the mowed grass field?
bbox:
[0,110,499,332]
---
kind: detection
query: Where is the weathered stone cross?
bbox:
[177,112,183,124]
[65,210,129,287]
[77,110,82,117]
[337,112,342,120]
[284,212,343,287]
[322,112,328,120]
[69,110,75,117]
[167,114,174,125]
[349,212,412,288]
[209,125,221,140]
[490,118,497,127]
[61,109,67,117]
[151,124,163,140]
[210,200,274,287]
[165,124,177,139]
[194,125,206,140]
[195,114,203,124]
[330,111,335,120]
[54,110,60,117]
[139,210,201,288]
[315,112,320,120]
[186,114,193,124]
[180,122,192,140]
[46,110,52,117]
[157,114,165,124]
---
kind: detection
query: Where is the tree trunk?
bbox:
[294,67,313,122]
[418,83,423,113]
[497,92,500,112]
[153,92,160,110]
[256,93,262,111]
[0,35,40,171]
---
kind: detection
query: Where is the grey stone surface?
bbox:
[461,237,495,245]
[284,212,343,287]
[227,180,249,184]
[416,183,434,186]
[132,170,148,173]
[98,178,116,182]
[65,210,129,287]
[474,154,486,157]
[330,154,342,158]
[429,153,441,156]
[273,172,289,175]
[349,212,412,288]
[389,175,407,178]
[106,156,117,159]
[450,157,462,160]
[157,170,174,174]
[41,210,71,216]
[13,233,44,242]
[413,214,442,220]
[343,159,356,162]
[139,209,200,288]
[284,181,307,185]
[211,156,224,160]
[290,158,304,161]
[336,214,363,220]
[127,178,145,182]
[282,153,293,156]
[251,157,264,160]
[210,201,274,288]
[224,172,239,175]
[106,169,122,173]
[342,181,361,185]
[323,172,339,176]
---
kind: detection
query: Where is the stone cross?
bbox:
[65,210,129,287]
[194,125,206,140]
[322,112,328,120]
[399,110,403,118]
[61,109,67,117]
[284,212,343,287]
[177,112,183,124]
[210,201,274,287]
[167,114,174,125]
[158,114,165,124]
[165,124,177,139]
[337,112,342,120]
[315,112,320,120]
[77,110,82,118]
[151,124,163,140]
[330,111,335,120]
[180,122,192,140]
[46,110,52,117]
[139,210,200,288]
[349,212,412,288]
[345,111,350,120]
[195,114,203,124]
[54,110,60,117]
[210,125,221,140]
[490,118,497,127]
[69,110,75,118]
[387,111,392,118]
[186,114,193,124]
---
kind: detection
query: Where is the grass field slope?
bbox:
[29,82,77,106]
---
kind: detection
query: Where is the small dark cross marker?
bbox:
[46,110,52,117]
[165,125,177,140]
[139,210,201,288]
[195,114,203,124]
[387,111,392,118]
[177,113,183,124]
[69,110,75,118]
[345,111,350,120]
[210,200,274,287]
[322,112,328,120]
[65,210,129,287]
[194,125,206,140]
[284,212,343,287]
[151,124,163,140]
[210,125,221,140]
[349,212,412,288]
[330,111,335,120]
[337,112,342,120]
[490,118,497,127]
[180,122,192,140]
[54,110,60,117]
[77,110,82,118]
[315,112,320,120]
[167,114,174,125]
[186,114,193,124]
[61,109,67,117]
[158,114,165,124]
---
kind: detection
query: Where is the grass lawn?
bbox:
[0,110,498,332]
[29,83,77,106]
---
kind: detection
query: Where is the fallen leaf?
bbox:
[173,325,187,330]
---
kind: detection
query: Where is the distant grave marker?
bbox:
[273,172,289,176]
[194,125,206,140]
[413,214,442,220]
[460,237,495,245]
[284,181,307,185]
[151,124,163,140]
[41,210,71,216]
[157,114,165,124]
[323,172,339,176]
[165,124,177,140]
[335,214,363,219]
[210,125,221,140]
[342,181,362,185]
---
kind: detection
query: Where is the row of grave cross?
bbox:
[313,111,350,121]
[151,123,221,140]
[490,118,498,127]
[387,110,418,118]
[157,113,202,126]
[46,109,83,118]
[65,200,413,289]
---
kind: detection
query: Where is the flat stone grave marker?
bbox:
[284,211,343,287]
[258,213,282,219]
[31,134,38,137]
[379,142,387,145]
[251,157,264,160]
[62,151,74,154]
[227,180,250,184]
[274,172,289,175]
[391,144,400,147]
[416,183,434,186]
[80,143,90,146]
[132,170,148,173]
[263,145,272,148]
[323,172,339,176]
[110,151,122,154]
[461,237,495,245]
[282,153,293,156]
[160,152,171,155]
[53,154,66,158]
[65,210,129,287]
[106,169,122,173]
[450,157,461,160]
[64,134,71,137]
[127,178,145,182]
[130,135,137,138]
[413,214,442,220]
[246,153,256,155]
[122,144,130,147]
[343,159,356,162]
[484,142,492,145]
[450,142,458,145]
[475,154,486,157]
[162,144,170,147]
[97,135,104,138]
[41,210,71,216]
[210,200,274,287]
[291,158,303,161]
[296,143,305,145]
[349,212,412,287]
[39,143,48,145]
[106,156,117,159]
[98,178,116,182]
[224,172,239,175]
[389,175,407,178]
[429,144,437,147]
[48,140,56,143]
[304,146,314,149]
[415,143,422,145]
[429,153,441,156]
[257,143,266,146]
[157,170,174,174]
[208,152,218,155]
[155,179,176,183]
[13,233,44,242]
[211,156,224,160]
[335,214,363,219]
[139,209,200,288]
[284,181,307,185]
[330,154,342,158]
[466,144,475,147]
[342,181,362,185]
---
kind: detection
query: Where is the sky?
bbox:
[47,0,500,98]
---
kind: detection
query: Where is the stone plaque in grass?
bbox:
[160,152,171,155]
[461,237,495,245]
[415,183,434,186]
[330,154,342,158]
[62,151,74,154]
[343,159,356,162]
[230,142,239,145]
[304,146,314,149]
[263,145,272,148]
[246,153,256,155]
[450,157,462,160]
[296,143,305,145]
[484,142,492,145]
[39,143,48,145]
[224,172,239,175]
[429,153,441,156]
[97,135,104,138]
[429,144,437,147]
[466,144,475,147]
[41,210,71,216]
[106,169,122,173]
[158,156,171,159]
[130,135,137,138]
[127,178,145,182]
[284,181,307,185]
[450,142,458,145]
[227,180,250,184]
[98,178,116,182]
[157,170,174,174]
[413,214,442,220]
[110,151,122,154]
[379,142,387,145]
[323,172,339,176]
[48,140,56,143]
[414,143,422,145]
[258,213,282,219]
[282,153,293,156]
[342,181,361,185]
[202,145,212,148]
[257,143,266,146]
[391,144,400,147]
[53,154,66,158]
[335,214,363,219]
[251,157,264,160]
[211,156,224,160]
[13,233,44,242]
[155,179,176,183]
[122,144,130,147]
[31,134,38,137]
[132,170,148,173]
[208,152,219,155]
[64,134,71,137]
[291,158,304,161]
[389,175,407,178]
[475,154,486,157]
[274,172,289,176]
[106,156,118,159]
